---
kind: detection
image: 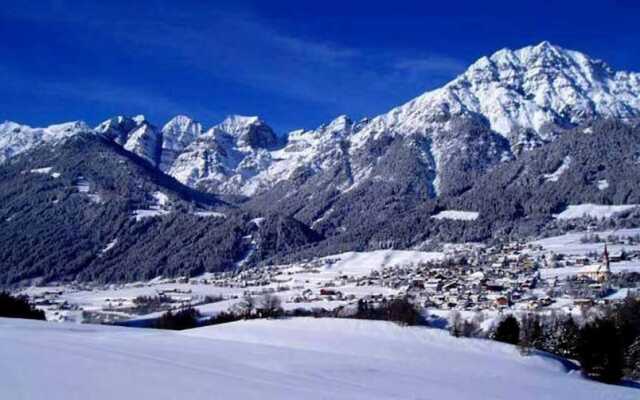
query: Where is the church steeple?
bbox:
[598,243,611,284]
[604,243,610,273]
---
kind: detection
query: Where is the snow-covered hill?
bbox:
[1,317,636,400]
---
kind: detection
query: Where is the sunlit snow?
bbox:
[431,210,480,221]
[0,317,636,400]
[553,204,638,220]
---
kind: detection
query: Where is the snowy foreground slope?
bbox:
[1,318,637,400]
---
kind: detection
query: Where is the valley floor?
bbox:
[0,317,637,400]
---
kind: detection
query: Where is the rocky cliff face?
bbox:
[4,42,639,200]
[3,42,640,283]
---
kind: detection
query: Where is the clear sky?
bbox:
[2,0,640,133]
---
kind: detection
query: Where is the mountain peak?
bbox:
[0,120,26,132]
[323,115,352,132]
[429,42,638,136]
[165,114,194,122]
[209,115,279,150]
[159,115,203,170]
[162,115,201,134]
[133,114,147,124]
[0,120,92,162]
[533,40,554,50]
[218,115,262,131]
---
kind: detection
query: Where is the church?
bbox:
[578,244,611,283]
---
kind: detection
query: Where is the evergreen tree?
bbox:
[0,292,45,320]
[154,307,200,330]
[519,313,543,354]
[493,315,520,345]
[626,337,640,379]
[555,316,580,358]
[576,319,624,383]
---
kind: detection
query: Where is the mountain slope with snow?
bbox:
[0,120,92,162]
[168,115,280,194]
[3,42,640,200]
[354,41,640,146]
[1,317,636,400]
[3,42,640,279]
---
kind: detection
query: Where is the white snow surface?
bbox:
[540,260,640,280]
[250,217,266,226]
[431,210,480,221]
[1,317,636,400]
[132,209,169,221]
[543,156,572,182]
[99,238,118,255]
[553,204,639,219]
[319,250,444,277]
[29,167,52,174]
[152,191,169,206]
[5,43,640,199]
[192,211,226,218]
[0,120,91,162]
[597,179,610,191]
[531,228,640,256]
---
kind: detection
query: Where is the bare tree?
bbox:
[234,293,256,318]
[448,311,463,337]
[259,293,282,318]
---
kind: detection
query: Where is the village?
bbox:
[18,228,640,325]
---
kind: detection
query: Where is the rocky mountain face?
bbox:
[4,43,639,199]
[0,120,93,163]
[168,115,282,194]
[2,42,640,284]
[159,115,203,171]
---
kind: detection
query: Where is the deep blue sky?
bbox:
[2,1,640,133]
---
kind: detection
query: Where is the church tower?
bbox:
[601,243,611,282]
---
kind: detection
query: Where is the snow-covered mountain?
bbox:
[167,115,281,194]
[94,115,144,145]
[122,121,163,167]
[5,43,640,283]
[168,41,640,197]
[159,115,203,171]
[353,41,640,149]
[0,120,92,162]
[3,42,640,199]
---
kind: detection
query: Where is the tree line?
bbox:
[449,297,640,384]
[0,292,45,320]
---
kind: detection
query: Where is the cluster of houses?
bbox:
[19,238,640,323]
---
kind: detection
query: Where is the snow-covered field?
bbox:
[1,317,636,400]
[319,249,443,276]
[532,228,640,256]
[553,204,639,220]
[532,228,640,279]
[431,210,480,221]
[540,261,640,279]
[20,249,444,322]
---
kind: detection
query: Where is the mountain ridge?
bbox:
[4,42,640,198]
[2,42,640,283]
